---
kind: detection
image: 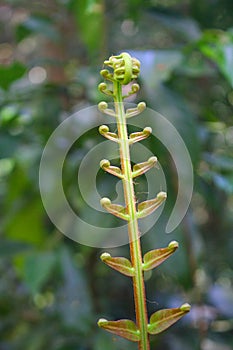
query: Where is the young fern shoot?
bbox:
[97,52,190,350]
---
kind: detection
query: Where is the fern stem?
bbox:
[114,81,150,350]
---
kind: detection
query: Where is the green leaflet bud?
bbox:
[99,124,109,134]
[168,241,179,249]
[180,303,191,312]
[100,159,110,169]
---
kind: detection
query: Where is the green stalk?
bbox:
[114,81,150,350]
[98,52,190,349]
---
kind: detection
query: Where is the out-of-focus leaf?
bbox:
[4,165,28,205]
[131,50,198,160]
[0,158,15,178]
[95,331,135,350]
[59,248,93,330]
[0,240,30,256]
[203,153,233,171]
[131,51,200,164]
[197,30,233,87]
[14,251,56,294]
[216,174,233,193]
[71,0,104,56]
[0,133,19,158]
[0,105,19,125]
[3,161,47,245]
[152,13,201,41]
[201,339,232,350]
[131,50,183,88]
[175,53,215,77]
[204,171,233,194]
[126,0,145,20]
[85,0,99,13]
[16,16,60,42]
[5,198,47,245]
[209,284,233,318]
[0,62,27,90]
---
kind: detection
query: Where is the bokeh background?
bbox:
[0,1,233,349]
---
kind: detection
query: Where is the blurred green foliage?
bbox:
[0,1,232,349]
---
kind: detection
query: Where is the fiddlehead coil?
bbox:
[101,52,140,85]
